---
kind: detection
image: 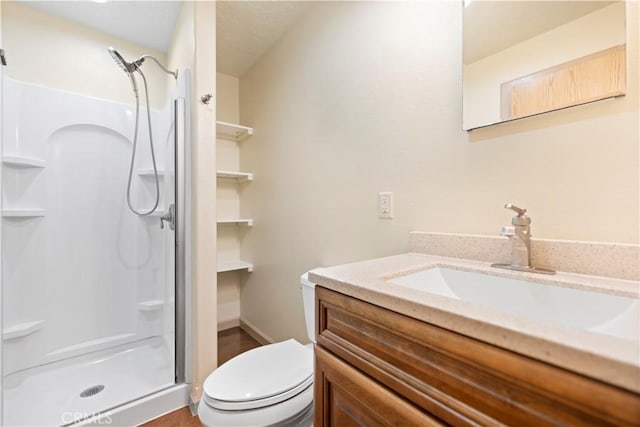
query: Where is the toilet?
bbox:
[198,273,317,427]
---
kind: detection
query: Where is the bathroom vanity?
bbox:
[309,242,640,426]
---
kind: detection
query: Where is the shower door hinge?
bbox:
[0,49,7,66]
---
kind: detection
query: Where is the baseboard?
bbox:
[188,400,199,416]
[239,318,274,345]
[217,318,240,331]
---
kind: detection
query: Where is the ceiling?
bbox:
[463,1,618,64]
[216,1,310,77]
[16,1,182,53]
[18,0,309,77]
[17,1,615,74]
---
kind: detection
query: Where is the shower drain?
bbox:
[80,385,105,398]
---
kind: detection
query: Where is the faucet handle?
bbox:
[504,203,531,226]
[504,203,526,216]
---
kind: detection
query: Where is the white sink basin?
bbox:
[389,267,639,342]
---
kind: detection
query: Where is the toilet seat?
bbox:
[204,375,313,411]
[203,339,313,411]
[198,382,313,427]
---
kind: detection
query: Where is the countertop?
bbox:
[308,253,640,393]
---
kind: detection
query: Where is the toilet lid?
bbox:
[204,339,313,410]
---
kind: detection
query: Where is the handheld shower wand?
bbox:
[108,47,177,80]
[108,47,141,95]
[107,47,177,217]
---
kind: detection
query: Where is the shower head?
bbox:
[108,46,178,100]
[107,47,178,80]
[108,47,139,95]
[108,47,139,74]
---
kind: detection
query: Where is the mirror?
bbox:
[463,1,626,131]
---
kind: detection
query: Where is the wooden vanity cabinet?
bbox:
[314,286,640,426]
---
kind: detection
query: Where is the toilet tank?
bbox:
[300,272,318,343]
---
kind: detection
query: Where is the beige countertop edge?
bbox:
[308,253,640,394]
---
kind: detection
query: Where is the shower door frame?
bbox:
[0,2,4,423]
[174,93,189,385]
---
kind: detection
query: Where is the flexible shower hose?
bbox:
[125,68,160,216]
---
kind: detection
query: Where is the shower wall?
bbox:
[1,77,173,375]
[1,1,178,378]
[2,2,169,107]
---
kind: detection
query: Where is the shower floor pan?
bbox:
[3,337,174,427]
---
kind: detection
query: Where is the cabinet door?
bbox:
[314,346,442,427]
[316,286,640,426]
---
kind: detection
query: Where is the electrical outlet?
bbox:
[378,192,393,219]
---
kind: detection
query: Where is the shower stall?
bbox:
[0,2,190,425]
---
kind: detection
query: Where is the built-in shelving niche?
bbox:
[216,120,254,276]
[217,219,254,226]
[2,156,47,218]
[216,121,253,142]
[2,155,46,168]
[217,259,254,273]
[1,209,47,218]
[134,167,167,218]
[216,170,253,182]
[137,168,166,178]
[2,320,45,341]
[1,155,47,344]
[136,300,164,312]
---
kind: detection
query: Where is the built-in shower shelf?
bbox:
[2,155,46,168]
[217,219,254,226]
[137,300,164,311]
[217,259,253,273]
[216,170,253,182]
[2,209,46,218]
[137,168,166,177]
[2,320,45,340]
[216,121,253,142]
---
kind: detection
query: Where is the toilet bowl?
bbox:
[198,272,317,427]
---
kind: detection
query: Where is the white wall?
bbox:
[2,2,169,108]
[216,73,242,328]
[239,1,640,343]
[0,2,4,421]
[167,2,194,92]
[217,73,240,123]
[189,1,217,404]
[464,2,626,129]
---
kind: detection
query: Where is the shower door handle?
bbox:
[160,204,175,230]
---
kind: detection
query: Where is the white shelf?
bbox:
[137,299,164,312]
[2,209,46,218]
[216,121,253,142]
[137,168,165,177]
[217,259,253,273]
[216,170,253,182]
[217,219,254,226]
[3,320,45,340]
[2,155,46,168]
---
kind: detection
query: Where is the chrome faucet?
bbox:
[491,204,555,275]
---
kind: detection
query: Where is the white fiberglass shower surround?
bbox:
[0,17,190,427]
